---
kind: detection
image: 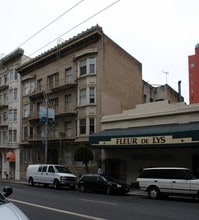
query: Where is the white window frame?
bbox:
[65,68,72,83]
[77,57,96,77]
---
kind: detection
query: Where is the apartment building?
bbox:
[0,48,29,180]
[188,43,199,104]
[17,25,142,178]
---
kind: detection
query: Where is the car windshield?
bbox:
[54,166,71,173]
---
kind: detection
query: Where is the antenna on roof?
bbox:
[162,71,169,84]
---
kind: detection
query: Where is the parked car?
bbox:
[26,164,77,189]
[0,186,29,220]
[136,167,199,199]
[77,174,130,195]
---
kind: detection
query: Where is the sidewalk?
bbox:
[128,187,147,196]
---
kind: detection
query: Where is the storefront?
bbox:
[90,121,199,185]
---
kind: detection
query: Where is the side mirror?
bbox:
[3,187,13,197]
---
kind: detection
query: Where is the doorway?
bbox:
[105,159,127,183]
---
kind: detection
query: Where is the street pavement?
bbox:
[0,178,147,196]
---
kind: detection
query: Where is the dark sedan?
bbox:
[77,174,130,195]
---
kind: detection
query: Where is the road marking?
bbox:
[9,198,108,220]
[79,199,118,206]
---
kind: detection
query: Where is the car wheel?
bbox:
[53,179,60,189]
[107,187,112,195]
[28,177,34,187]
[79,184,86,192]
[147,186,160,199]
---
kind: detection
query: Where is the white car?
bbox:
[136,167,199,199]
[0,187,29,220]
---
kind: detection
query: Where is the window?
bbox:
[48,73,59,88]
[79,118,86,134]
[9,88,17,101]
[79,88,86,105]
[23,104,29,117]
[49,98,59,111]
[3,131,7,143]
[89,58,95,73]
[30,81,35,94]
[3,112,7,122]
[37,126,42,139]
[65,94,72,111]
[29,127,33,139]
[4,93,7,104]
[9,130,12,142]
[14,88,17,100]
[23,148,31,162]
[23,127,28,140]
[9,68,17,81]
[13,130,17,142]
[89,118,95,134]
[190,62,195,67]
[65,121,72,137]
[80,60,87,76]
[37,79,43,92]
[89,87,95,103]
[23,83,29,95]
[48,166,55,173]
[9,109,17,121]
[8,130,17,142]
[14,109,17,121]
[65,68,72,83]
[23,82,35,95]
[4,74,8,85]
[78,57,96,77]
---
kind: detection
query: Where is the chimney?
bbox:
[178,81,182,102]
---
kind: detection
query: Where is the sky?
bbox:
[1,0,199,104]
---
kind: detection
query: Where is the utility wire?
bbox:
[18,0,85,47]
[29,0,120,57]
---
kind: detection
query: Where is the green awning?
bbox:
[90,122,199,149]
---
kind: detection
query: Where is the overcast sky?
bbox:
[1,0,199,103]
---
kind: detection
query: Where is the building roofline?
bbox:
[0,48,24,65]
[17,25,103,75]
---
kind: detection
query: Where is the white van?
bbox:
[26,164,77,189]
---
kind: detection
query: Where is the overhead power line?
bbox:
[18,0,85,47]
[29,0,120,57]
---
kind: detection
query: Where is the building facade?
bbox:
[188,44,199,104]
[0,48,29,179]
[17,25,142,179]
[90,101,199,185]
[143,80,184,103]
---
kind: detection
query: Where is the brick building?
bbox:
[17,25,142,179]
[188,43,199,104]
